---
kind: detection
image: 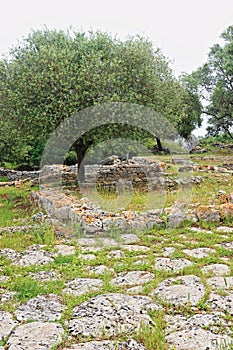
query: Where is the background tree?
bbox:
[183,25,233,138]
[0,28,202,167]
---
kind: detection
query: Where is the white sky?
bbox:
[1,0,232,135]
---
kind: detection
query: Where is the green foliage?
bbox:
[184,25,233,138]
[0,28,201,166]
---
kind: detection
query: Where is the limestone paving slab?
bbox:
[154,275,205,306]
[62,339,146,350]
[63,278,103,296]
[121,245,150,252]
[7,321,65,350]
[0,311,18,341]
[208,292,233,314]
[111,271,154,286]
[183,247,216,258]
[68,293,156,338]
[86,265,115,275]
[201,263,230,276]
[161,247,175,257]
[14,294,64,322]
[166,328,233,350]
[54,244,76,256]
[111,271,154,287]
[154,257,193,272]
[207,276,233,289]
[165,312,231,335]
[28,270,59,282]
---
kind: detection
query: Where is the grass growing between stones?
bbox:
[0,183,39,227]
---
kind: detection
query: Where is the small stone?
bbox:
[121,234,139,244]
[161,247,175,257]
[0,275,9,282]
[107,250,125,259]
[28,270,58,281]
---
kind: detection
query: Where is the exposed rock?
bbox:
[207,277,233,289]
[7,321,64,350]
[86,265,115,275]
[122,245,150,252]
[68,293,155,338]
[154,257,193,272]
[216,226,233,233]
[0,311,18,341]
[79,253,96,261]
[62,339,147,350]
[208,292,233,314]
[14,294,64,322]
[28,270,58,282]
[0,275,9,282]
[196,205,221,222]
[54,244,76,256]
[161,247,175,257]
[155,275,205,306]
[183,247,216,258]
[107,250,125,259]
[111,271,154,286]
[201,264,230,276]
[63,278,103,296]
[166,328,232,350]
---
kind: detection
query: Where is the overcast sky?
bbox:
[1,0,232,135]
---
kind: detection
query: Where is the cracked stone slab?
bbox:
[111,271,154,286]
[207,276,233,289]
[201,263,230,276]
[0,311,18,341]
[166,328,232,350]
[7,321,64,350]
[154,257,193,272]
[14,294,64,322]
[62,339,146,350]
[154,275,205,306]
[68,293,155,338]
[208,292,233,314]
[183,247,215,258]
[63,278,103,296]
[54,244,76,256]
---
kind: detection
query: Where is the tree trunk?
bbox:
[156,137,163,152]
[73,138,93,183]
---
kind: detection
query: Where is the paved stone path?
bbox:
[0,227,233,349]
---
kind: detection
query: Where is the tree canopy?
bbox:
[183,25,233,138]
[0,28,202,167]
